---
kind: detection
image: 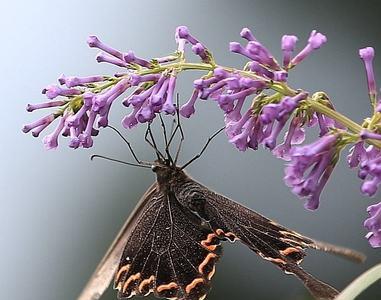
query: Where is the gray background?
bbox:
[2,0,381,299]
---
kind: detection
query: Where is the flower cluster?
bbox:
[22,26,381,247]
[364,201,381,247]
[285,134,338,210]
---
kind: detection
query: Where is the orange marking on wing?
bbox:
[156,282,178,293]
[225,232,238,241]
[280,247,301,256]
[201,233,217,251]
[207,265,216,280]
[185,278,205,294]
[115,282,122,291]
[198,253,217,274]
[215,229,225,236]
[264,257,286,264]
[122,273,141,293]
[138,275,155,293]
[115,264,130,283]
[280,230,304,239]
[215,229,237,242]
[201,242,217,251]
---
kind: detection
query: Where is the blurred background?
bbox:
[2,0,381,299]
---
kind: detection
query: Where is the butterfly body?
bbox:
[110,160,359,300]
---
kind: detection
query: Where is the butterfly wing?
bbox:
[201,190,343,299]
[77,183,159,300]
[114,190,223,300]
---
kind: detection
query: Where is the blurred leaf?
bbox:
[336,263,381,300]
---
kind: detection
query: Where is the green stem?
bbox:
[336,263,381,300]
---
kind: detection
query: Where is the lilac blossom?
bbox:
[240,28,257,42]
[42,85,81,99]
[87,35,124,60]
[123,51,151,68]
[96,52,129,68]
[26,100,66,112]
[346,131,381,197]
[290,30,327,67]
[347,141,366,168]
[281,35,298,69]
[58,75,106,88]
[272,117,305,160]
[352,144,381,197]
[359,47,377,100]
[180,89,200,118]
[284,134,337,210]
[364,202,381,248]
[224,92,307,152]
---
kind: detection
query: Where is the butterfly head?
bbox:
[151,158,186,187]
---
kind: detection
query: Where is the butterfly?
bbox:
[77,120,365,300]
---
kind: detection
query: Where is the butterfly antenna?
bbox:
[90,154,151,169]
[145,122,166,161]
[174,94,185,165]
[170,118,176,137]
[181,126,225,170]
[158,113,173,164]
[106,125,151,166]
[167,94,184,160]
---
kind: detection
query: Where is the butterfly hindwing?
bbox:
[172,178,339,299]
[114,187,222,300]
[201,187,339,299]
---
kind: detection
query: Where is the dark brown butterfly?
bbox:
[77,119,365,300]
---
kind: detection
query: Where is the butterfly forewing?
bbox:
[114,189,222,300]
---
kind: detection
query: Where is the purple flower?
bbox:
[123,51,151,68]
[273,70,288,82]
[240,28,257,42]
[58,75,106,88]
[263,116,288,150]
[284,134,337,210]
[22,114,56,135]
[312,111,337,136]
[180,89,199,118]
[42,114,67,150]
[229,116,255,151]
[347,133,381,196]
[359,47,377,99]
[246,41,280,70]
[281,35,298,68]
[272,117,305,160]
[364,202,381,248]
[42,85,81,99]
[192,43,208,62]
[26,100,66,112]
[248,61,274,79]
[87,35,124,60]
[230,40,280,70]
[360,129,381,141]
[260,93,307,125]
[129,74,160,86]
[162,75,177,115]
[176,25,199,45]
[347,141,366,168]
[96,52,128,68]
[290,30,327,66]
